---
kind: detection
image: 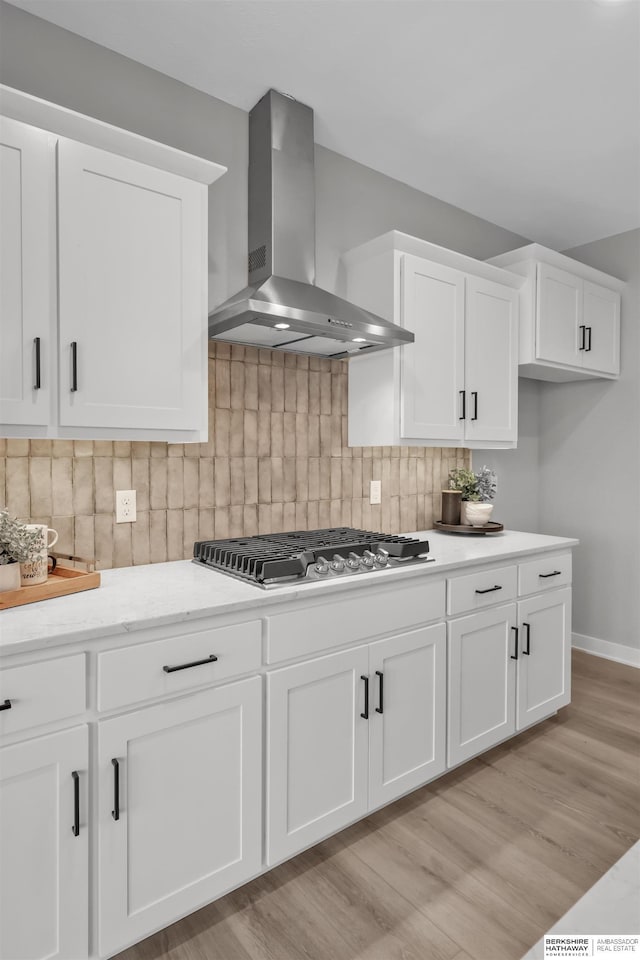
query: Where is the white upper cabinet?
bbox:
[488,244,622,381]
[0,117,54,428]
[400,256,465,441]
[0,86,226,441]
[344,231,521,450]
[57,141,204,432]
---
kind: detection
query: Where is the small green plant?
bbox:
[474,465,497,503]
[448,466,497,503]
[0,510,41,565]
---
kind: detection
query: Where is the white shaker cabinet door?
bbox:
[464,276,518,444]
[0,725,88,960]
[400,254,465,441]
[0,117,53,427]
[582,280,620,376]
[368,623,447,810]
[98,678,262,959]
[448,603,517,767]
[57,139,205,432]
[266,645,369,866]
[536,262,582,367]
[517,588,571,730]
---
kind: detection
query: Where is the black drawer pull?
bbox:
[586,326,592,352]
[360,675,369,720]
[34,337,41,389]
[162,654,218,674]
[579,324,586,350]
[539,570,561,578]
[375,671,384,714]
[523,622,531,656]
[511,626,519,660]
[471,391,478,421]
[459,390,466,420]
[111,758,120,821]
[72,771,80,837]
[70,341,78,392]
[0,700,11,711]
[475,584,502,594]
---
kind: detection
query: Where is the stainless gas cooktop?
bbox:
[193,527,434,588]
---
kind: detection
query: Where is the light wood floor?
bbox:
[117,650,640,960]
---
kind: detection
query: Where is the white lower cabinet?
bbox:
[517,588,571,728]
[266,624,447,866]
[97,678,262,959]
[0,725,88,960]
[448,587,572,767]
[448,604,518,767]
[368,624,447,808]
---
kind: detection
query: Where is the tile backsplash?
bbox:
[0,344,470,570]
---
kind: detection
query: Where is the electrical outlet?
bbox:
[116,490,137,523]
[369,480,381,505]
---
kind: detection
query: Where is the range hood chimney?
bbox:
[208,90,414,358]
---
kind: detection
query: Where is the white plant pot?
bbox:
[460,502,494,527]
[0,562,21,593]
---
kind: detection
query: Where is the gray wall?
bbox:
[484,378,541,533]
[540,229,640,652]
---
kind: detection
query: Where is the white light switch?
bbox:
[116,490,136,523]
[369,480,381,505]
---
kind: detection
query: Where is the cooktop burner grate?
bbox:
[193,527,432,587]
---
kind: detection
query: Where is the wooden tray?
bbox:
[0,564,101,610]
[434,520,504,535]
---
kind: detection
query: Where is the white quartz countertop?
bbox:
[0,530,578,656]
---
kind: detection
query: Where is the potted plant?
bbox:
[448,466,497,526]
[0,510,41,592]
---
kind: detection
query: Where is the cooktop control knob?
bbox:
[314,557,330,575]
[362,550,376,568]
[347,552,361,570]
[331,554,346,572]
[374,549,389,566]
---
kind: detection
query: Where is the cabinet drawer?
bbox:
[266,577,445,664]
[97,620,261,712]
[519,553,572,597]
[0,654,86,736]
[447,564,517,616]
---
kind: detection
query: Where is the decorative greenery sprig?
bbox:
[448,466,497,503]
[0,510,41,565]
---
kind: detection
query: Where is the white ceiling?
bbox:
[7,0,640,249]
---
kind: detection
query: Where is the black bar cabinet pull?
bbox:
[459,390,466,420]
[375,671,384,714]
[523,622,531,656]
[578,325,586,350]
[539,570,561,578]
[586,326,592,352]
[72,771,80,837]
[0,700,11,711]
[162,654,218,674]
[70,342,78,392]
[34,337,41,390]
[111,758,120,821]
[475,584,502,595]
[360,675,369,720]
[471,391,478,421]
[510,626,519,660]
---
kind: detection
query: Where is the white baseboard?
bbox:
[572,632,640,668]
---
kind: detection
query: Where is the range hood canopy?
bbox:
[208,90,414,359]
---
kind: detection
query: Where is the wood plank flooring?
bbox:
[116,651,640,960]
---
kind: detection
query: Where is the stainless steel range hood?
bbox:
[208,90,414,359]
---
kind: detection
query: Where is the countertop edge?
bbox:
[0,533,579,657]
